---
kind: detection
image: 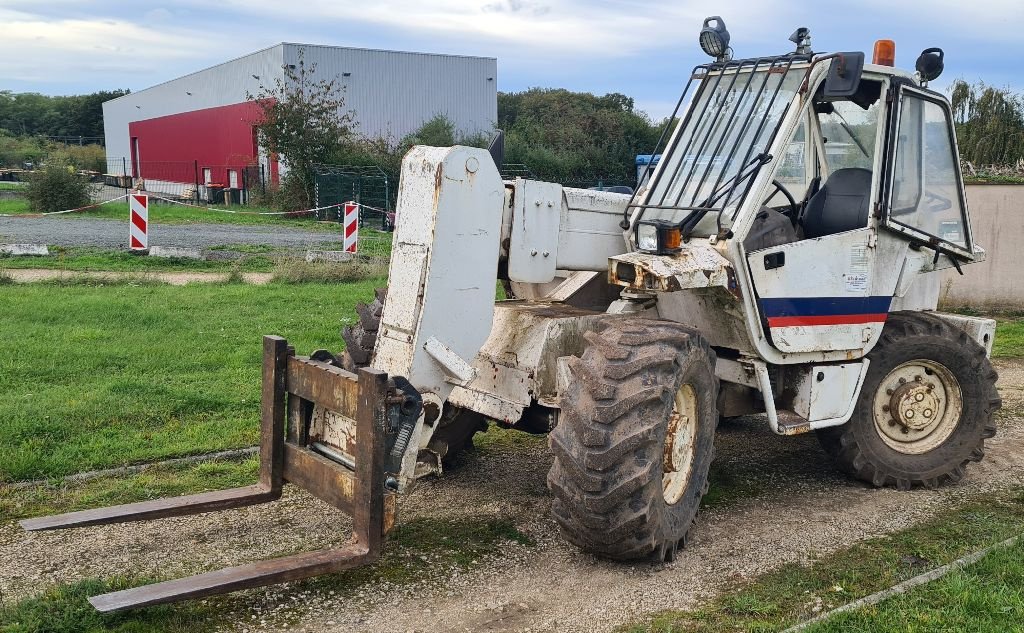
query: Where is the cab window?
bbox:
[889,92,968,248]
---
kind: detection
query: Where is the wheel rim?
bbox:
[663,383,699,505]
[872,359,963,454]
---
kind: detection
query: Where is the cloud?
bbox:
[0,6,251,87]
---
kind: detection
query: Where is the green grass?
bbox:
[994,319,1024,358]
[0,182,26,190]
[622,491,1024,632]
[0,246,275,272]
[0,280,383,482]
[0,457,260,523]
[804,538,1024,633]
[0,198,339,230]
[0,578,225,633]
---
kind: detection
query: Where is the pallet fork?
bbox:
[21,336,401,612]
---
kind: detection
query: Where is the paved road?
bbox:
[0,216,343,249]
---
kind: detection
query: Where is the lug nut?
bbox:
[882,404,890,412]
[899,377,907,384]
[886,388,894,395]
[915,375,923,382]
[901,427,910,434]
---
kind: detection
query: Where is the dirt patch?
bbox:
[2,361,1023,632]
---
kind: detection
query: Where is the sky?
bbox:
[2,0,1022,120]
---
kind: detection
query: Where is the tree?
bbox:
[0,89,128,138]
[496,88,669,185]
[247,49,355,208]
[949,80,1024,166]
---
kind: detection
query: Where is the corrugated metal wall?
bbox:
[103,45,286,171]
[103,43,497,172]
[283,43,497,141]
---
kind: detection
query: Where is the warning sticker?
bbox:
[846,245,870,292]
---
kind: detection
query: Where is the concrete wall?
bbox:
[940,184,1024,310]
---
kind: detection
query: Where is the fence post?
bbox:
[241,169,247,206]
[122,157,129,198]
[193,160,200,203]
[260,164,266,195]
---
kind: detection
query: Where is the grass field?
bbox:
[0,246,277,272]
[993,318,1024,358]
[0,280,382,482]
[623,491,1024,632]
[804,538,1024,632]
[0,198,344,230]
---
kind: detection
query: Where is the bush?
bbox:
[24,156,91,212]
[63,144,107,173]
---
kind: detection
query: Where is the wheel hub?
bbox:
[663,384,698,505]
[873,360,962,454]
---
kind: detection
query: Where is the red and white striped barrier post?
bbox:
[129,193,149,250]
[343,201,358,254]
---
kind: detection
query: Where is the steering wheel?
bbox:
[924,190,953,213]
[767,179,799,219]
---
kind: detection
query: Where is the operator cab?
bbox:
[755,78,884,246]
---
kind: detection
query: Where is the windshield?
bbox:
[635,59,807,235]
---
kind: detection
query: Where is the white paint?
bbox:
[148,246,203,260]
[508,179,562,283]
[0,244,48,256]
[791,362,869,424]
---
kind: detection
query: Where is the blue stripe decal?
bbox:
[760,296,893,318]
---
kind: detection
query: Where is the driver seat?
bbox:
[800,168,872,239]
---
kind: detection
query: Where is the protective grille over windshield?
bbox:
[632,55,810,233]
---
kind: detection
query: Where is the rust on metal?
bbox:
[287,356,361,419]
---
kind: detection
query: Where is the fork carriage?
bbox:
[22,336,406,612]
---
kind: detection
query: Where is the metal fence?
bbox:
[312,164,393,229]
[102,158,267,206]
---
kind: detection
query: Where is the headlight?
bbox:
[699,16,731,60]
[635,220,682,254]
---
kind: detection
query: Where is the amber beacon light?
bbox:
[873,39,896,66]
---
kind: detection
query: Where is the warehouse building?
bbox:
[102,43,497,196]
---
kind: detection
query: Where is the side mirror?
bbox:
[821,52,865,99]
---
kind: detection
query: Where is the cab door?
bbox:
[746,79,900,354]
[878,84,976,260]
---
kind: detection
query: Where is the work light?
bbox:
[636,219,683,254]
[699,16,731,61]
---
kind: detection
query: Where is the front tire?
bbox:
[547,320,718,562]
[816,312,1000,489]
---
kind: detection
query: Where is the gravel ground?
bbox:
[0,217,343,249]
[1,360,1022,632]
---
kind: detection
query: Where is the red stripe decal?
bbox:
[768,313,889,327]
[130,236,144,249]
[131,211,147,232]
[345,223,356,238]
[132,194,147,207]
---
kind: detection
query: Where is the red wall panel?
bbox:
[128,101,266,186]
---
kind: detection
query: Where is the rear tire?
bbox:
[547,319,718,562]
[816,312,1000,489]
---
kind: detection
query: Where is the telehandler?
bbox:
[24,19,1000,611]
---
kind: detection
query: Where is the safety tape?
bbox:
[0,193,130,218]
[147,194,335,216]
[0,193,352,218]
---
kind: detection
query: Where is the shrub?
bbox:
[24,156,91,212]
[63,144,107,173]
